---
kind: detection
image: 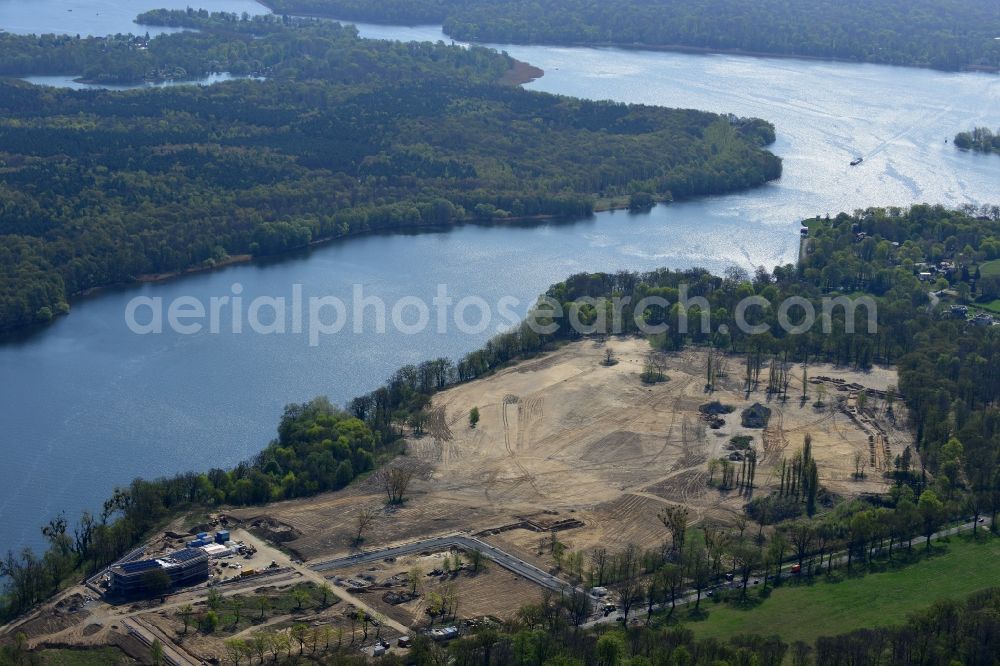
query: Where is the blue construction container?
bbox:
[187,539,204,548]
[215,530,230,544]
[197,532,209,540]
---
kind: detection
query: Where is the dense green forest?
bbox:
[0,12,780,333]
[261,0,1000,71]
[0,14,304,84]
[955,127,1000,155]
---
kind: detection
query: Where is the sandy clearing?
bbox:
[231,338,906,563]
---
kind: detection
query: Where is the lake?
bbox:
[0,0,267,36]
[0,0,998,554]
[22,72,262,90]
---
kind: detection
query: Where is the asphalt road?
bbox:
[310,534,570,593]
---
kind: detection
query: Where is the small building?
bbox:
[109,548,209,598]
[200,543,232,558]
[430,627,460,642]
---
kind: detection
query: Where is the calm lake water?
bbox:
[0,0,267,36]
[22,72,262,90]
[0,1,998,554]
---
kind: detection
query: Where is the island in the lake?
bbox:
[955,127,1000,155]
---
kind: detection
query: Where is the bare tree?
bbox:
[590,548,609,586]
[603,347,617,366]
[353,505,381,545]
[854,451,866,479]
[707,458,721,484]
[684,542,711,609]
[229,596,243,626]
[703,525,729,577]
[562,588,593,627]
[376,465,415,504]
[657,504,690,557]
[256,596,270,620]
[469,549,486,573]
[814,382,827,409]
[408,566,423,595]
[734,514,749,538]
[611,544,643,623]
[641,351,668,384]
[408,410,428,437]
[177,604,194,634]
[659,563,684,616]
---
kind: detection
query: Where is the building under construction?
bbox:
[109,548,209,598]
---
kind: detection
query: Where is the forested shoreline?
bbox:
[0,10,780,334]
[4,204,1000,633]
[261,0,1000,72]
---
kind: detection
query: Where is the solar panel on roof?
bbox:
[120,560,160,574]
[170,549,205,563]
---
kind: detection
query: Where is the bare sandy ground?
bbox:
[331,550,543,628]
[231,338,906,561]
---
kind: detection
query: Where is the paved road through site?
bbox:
[311,534,570,593]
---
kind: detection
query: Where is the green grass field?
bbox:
[978,259,1000,278]
[974,299,1000,314]
[39,647,134,665]
[686,534,1000,646]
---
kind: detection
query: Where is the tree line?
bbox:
[262,0,1000,72]
[372,584,999,665]
[955,127,1000,155]
[0,13,780,333]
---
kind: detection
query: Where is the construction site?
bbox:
[2,338,911,663]
[229,339,905,560]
